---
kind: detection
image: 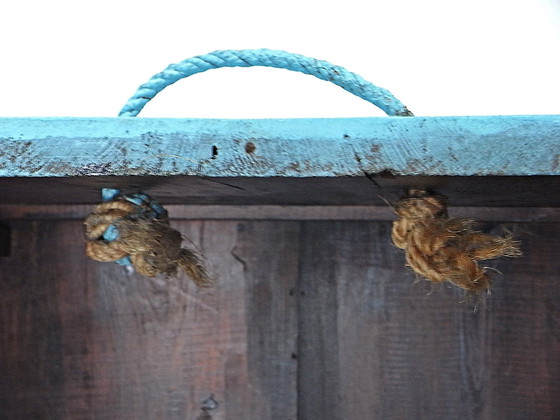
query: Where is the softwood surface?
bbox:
[0,217,558,419]
[2,176,560,207]
[1,116,559,178]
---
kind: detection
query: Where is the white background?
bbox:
[0,0,559,118]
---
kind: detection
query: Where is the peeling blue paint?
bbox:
[0,115,558,177]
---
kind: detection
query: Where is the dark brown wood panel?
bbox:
[0,221,65,420]
[0,219,300,419]
[3,204,560,223]
[297,221,560,420]
[482,223,560,419]
[231,221,299,419]
[0,216,558,419]
[1,175,559,207]
[297,221,469,419]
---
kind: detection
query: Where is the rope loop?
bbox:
[85,188,213,287]
[392,190,521,293]
[119,49,413,117]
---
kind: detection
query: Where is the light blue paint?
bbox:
[99,188,132,266]
[118,49,413,118]
[114,257,133,266]
[102,188,121,201]
[103,224,120,242]
[121,193,167,218]
[95,188,169,268]
[0,115,558,177]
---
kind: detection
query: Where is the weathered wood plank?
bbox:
[0,116,559,178]
[1,204,560,222]
[296,222,342,419]
[297,221,466,418]
[83,221,246,419]
[0,220,299,419]
[2,175,559,207]
[0,217,558,419]
[480,223,560,418]
[0,221,66,420]
[230,221,299,419]
[297,220,560,419]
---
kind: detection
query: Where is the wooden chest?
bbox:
[1,115,559,419]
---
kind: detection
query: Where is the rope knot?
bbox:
[85,189,213,287]
[392,190,521,292]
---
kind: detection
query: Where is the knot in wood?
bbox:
[84,194,213,287]
[391,190,521,292]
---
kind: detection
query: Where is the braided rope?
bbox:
[119,49,413,117]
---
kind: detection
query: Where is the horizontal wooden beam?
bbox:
[1,204,558,222]
[0,115,559,178]
[0,175,559,207]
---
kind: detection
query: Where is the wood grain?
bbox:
[0,216,558,419]
[296,221,560,419]
[0,221,65,419]
[1,116,558,178]
[0,220,299,419]
[2,204,560,223]
[297,221,470,419]
[1,175,560,207]
[230,221,299,419]
[481,223,560,418]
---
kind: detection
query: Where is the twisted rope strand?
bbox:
[392,190,521,292]
[119,49,413,117]
[85,189,213,287]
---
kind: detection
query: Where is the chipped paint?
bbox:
[0,115,559,178]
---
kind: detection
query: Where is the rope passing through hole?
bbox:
[85,188,213,287]
[391,190,521,293]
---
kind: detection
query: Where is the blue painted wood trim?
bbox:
[0,115,558,177]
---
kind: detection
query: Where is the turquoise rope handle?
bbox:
[119,49,413,117]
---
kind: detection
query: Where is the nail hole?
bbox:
[245,142,256,154]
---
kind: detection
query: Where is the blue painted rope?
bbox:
[119,49,413,117]
[98,188,168,267]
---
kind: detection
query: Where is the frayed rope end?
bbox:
[85,190,214,288]
[391,189,521,293]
